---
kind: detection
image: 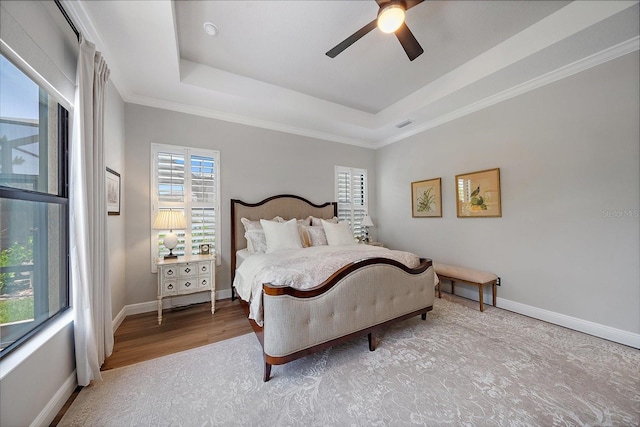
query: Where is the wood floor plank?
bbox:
[101,298,251,371]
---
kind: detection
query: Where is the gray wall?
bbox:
[376,51,639,334]
[124,104,376,305]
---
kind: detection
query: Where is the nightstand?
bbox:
[156,255,215,325]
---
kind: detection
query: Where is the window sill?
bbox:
[0,309,74,380]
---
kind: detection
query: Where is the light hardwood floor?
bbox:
[51,298,251,426]
[102,298,251,371]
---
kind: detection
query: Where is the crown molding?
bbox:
[375,36,640,149]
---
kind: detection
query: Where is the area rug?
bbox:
[59,297,639,426]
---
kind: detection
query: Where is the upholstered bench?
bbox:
[433,262,499,312]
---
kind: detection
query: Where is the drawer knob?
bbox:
[201,280,207,286]
[201,266,207,271]
[167,270,174,276]
[168,284,173,290]
[185,268,191,273]
[185,281,191,287]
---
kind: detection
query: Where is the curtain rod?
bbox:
[54,0,80,42]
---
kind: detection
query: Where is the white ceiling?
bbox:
[64,0,639,148]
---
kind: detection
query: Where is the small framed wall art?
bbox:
[455,168,501,218]
[411,177,442,217]
[106,167,121,215]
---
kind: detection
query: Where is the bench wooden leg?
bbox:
[478,284,484,312]
[451,280,455,295]
[492,283,497,307]
[437,280,441,299]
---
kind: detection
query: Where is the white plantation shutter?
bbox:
[151,144,220,270]
[157,152,185,202]
[335,166,368,239]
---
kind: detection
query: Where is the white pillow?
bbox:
[322,220,356,246]
[260,218,303,253]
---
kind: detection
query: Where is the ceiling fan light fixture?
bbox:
[377,3,405,34]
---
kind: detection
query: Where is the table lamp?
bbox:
[153,210,186,259]
[362,215,374,242]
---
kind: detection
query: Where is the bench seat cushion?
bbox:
[433,262,498,285]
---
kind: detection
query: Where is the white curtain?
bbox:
[70,35,114,386]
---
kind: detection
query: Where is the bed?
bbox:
[231,194,435,381]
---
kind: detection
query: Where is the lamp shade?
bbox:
[361,215,374,227]
[153,210,186,230]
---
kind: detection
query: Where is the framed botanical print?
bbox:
[411,178,442,218]
[455,168,501,217]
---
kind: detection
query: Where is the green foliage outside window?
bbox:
[0,237,34,294]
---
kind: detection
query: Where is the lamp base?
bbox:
[163,253,178,259]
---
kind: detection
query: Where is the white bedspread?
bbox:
[233,245,422,326]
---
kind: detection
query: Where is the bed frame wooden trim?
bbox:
[264,256,431,298]
[231,195,434,381]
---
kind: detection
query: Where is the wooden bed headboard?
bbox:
[230,195,337,294]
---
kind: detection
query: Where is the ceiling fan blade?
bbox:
[395,22,424,61]
[405,0,425,11]
[326,19,377,58]
[376,0,424,10]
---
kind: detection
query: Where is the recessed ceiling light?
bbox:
[203,22,218,37]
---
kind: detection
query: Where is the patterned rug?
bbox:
[60,297,640,426]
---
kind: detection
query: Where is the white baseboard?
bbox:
[113,288,233,331]
[31,370,77,427]
[112,306,126,331]
[497,298,640,349]
[440,281,640,349]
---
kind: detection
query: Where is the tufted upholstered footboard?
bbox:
[261,257,434,381]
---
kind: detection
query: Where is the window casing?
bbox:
[335,166,368,239]
[150,144,220,271]
[0,54,70,358]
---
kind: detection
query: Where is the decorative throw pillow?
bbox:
[322,220,356,246]
[310,216,338,227]
[244,229,267,253]
[303,225,328,246]
[260,218,303,253]
[299,225,310,247]
[241,216,283,232]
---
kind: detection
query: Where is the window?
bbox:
[335,166,368,239]
[0,54,70,357]
[151,144,220,269]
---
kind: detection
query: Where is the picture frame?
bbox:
[411,177,442,218]
[199,243,211,255]
[106,167,121,215]
[455,168,501,218]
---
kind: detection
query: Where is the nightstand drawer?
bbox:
[178,279,197,293]
[178,263,198,277]
[197,262,211,275]
[162,280,178,295]
[198,277,212,290]
[162,267,178,279]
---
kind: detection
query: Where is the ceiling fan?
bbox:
[326,0,425,61]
